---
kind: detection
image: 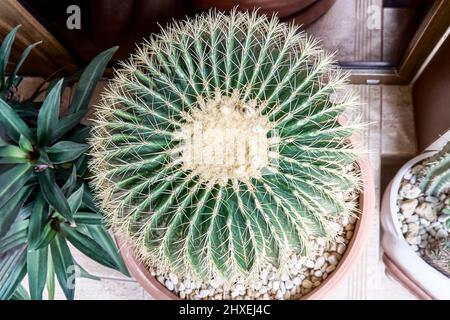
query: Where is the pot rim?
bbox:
[115,155,375,300]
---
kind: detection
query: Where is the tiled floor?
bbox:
[16,81,417,300]
[327,85,418,299]
[305,0,425,65]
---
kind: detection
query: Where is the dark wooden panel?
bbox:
[0,0,79,77]
[413,36,450,151]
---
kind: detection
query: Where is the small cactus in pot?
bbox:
[89,10,362,284]
[419,141,450,277]
[418,141,450,197]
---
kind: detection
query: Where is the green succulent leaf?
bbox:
[81,187,99,213]
[28,192,49,248]
[38,169,73,222]
[36,150,53,168]
[0,137,7,146]
[74,261,101,280]
[0,25,20,90]
[0,98,34,144]
[47,141,89,164]
[46,252,55,300]
[62,165,77,196]
[19,134,33,152]
[67,126,91,144]
[0,220,28,255]
[8,101,40,125]
[86,225,129,276]
[75,153,89,176]
[0,163,32,209]
[73,212,103,225]
[60,223,117,270]
[0,185,32,238]
[37,79,63,146]
[0,157,30,164]
[50,111,86,144]
[67,184,84,214]
[70,46,118,113]
[50,234,75,300]
[0,144,28,159]
[0,245,27,300]
[5,41,41,90]
[32,221,56,250]
[27,247,48,300]
[11,284,30,300]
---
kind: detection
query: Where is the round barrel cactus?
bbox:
[89,10,361,281]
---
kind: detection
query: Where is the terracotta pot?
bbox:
[115,153,375,300]
[285,0,336,28]
[381,152,450,300]
[193,0,319,18]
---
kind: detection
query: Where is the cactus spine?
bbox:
[419,141,450,196]
[89,10,362,282]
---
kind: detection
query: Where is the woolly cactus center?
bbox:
[176,91,273,184]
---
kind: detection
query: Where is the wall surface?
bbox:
[413,35,450,151]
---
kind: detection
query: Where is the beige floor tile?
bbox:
[381,85,417,157]
[307,0,382,62]
[49,278,144,300]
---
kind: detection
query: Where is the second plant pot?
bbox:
[381,152,450,299]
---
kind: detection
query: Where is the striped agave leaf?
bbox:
[89,9,362,282]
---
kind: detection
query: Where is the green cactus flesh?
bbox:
[89,10,362,281]
[420,141,450,197]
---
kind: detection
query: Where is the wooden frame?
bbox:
[0,0,79,78]
[348,0,450,85]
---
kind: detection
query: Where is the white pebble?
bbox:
[169,273,178,285]
[327,255,338,265]
[199,289,210,298]
[253,281,262,290]
[436,229,448,239]
[317,238,326,247]
[301,279,312,289]
[260,269,269,280]
[157,276,165,284]
[314,257,325,270]
[305,259,315,268]
[406,214,419,223]
[276,290,283,299]
[284,291,291,299]
[314,270,323,278]
[326,265,336,273]
[165,279,174,291]
[272,281,280,291]
[346,231,353,240]
[285,279,293,290]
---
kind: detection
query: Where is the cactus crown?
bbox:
[419,141,450,197]
[89,10,362,281]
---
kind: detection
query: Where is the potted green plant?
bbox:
[381,140,450,299]
[0,26,129,300]
[89,10,374,300]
